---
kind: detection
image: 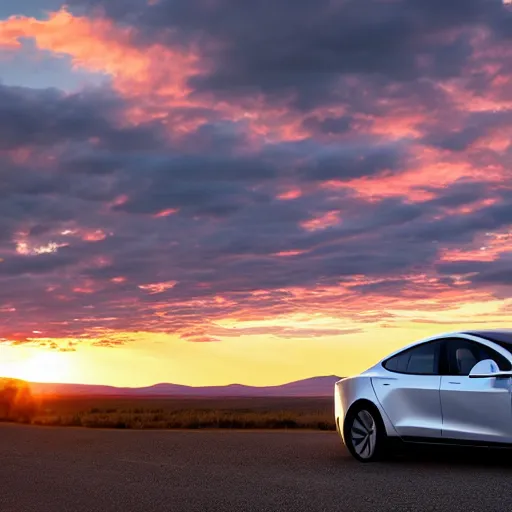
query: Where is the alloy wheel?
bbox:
[350,409,377,460]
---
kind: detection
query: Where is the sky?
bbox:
[0,0,510,388]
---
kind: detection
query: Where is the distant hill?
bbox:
[28,376,342,398]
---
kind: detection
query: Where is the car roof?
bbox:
[462,329,512,346]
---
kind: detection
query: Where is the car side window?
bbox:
[383,341,441,375]
[445,339,512,376]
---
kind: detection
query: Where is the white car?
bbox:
[334,329,512,462]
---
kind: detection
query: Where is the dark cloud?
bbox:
[421,110,512,152]
[412,196,512,245]
[0,84,164,151]
[67,0,509,108]
[0,251,76,276]
[420,180,498,209]
[437,256,512,286]
[292,141,408,182]
[85,135,409,216]
[302,115,353,135]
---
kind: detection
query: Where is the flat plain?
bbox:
[27,396,335,430]
[1,423,512,512]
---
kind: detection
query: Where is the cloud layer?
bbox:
[0,0,511,348]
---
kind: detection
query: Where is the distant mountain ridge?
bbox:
[28,376,342,397]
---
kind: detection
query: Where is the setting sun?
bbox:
[0,347,74,384]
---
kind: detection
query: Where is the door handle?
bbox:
[448,381,461,385]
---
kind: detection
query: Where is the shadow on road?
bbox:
[384,444,512,469]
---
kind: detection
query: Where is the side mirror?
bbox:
[469,359,510,379]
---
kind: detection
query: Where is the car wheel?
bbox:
[344,405,386,462]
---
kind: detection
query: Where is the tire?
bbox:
[344,404,387,462]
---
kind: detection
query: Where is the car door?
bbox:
[372,340,443,439]
[440,338,512,443]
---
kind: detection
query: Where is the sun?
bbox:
[7,350,74,383]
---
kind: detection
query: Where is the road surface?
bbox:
[0,423,511,512]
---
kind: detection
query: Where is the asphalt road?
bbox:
[1,424,512,512]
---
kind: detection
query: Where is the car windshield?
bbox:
[464,330,512,353]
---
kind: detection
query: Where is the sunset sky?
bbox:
[0,0,511,387]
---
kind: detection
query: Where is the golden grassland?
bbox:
[0,379,335,430]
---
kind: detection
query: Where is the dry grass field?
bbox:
[28,396,335,430]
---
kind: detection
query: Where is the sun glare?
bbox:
[9,350,73,383]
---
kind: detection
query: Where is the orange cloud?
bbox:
[72,279,98,294]
[139,281,178,294]
[153,208,179,218]
[274,250,308,257]
[277,188,302,200]
[0,8,201,122]
[83,230,108,242]
[334,145,507,201]
[300,211,341,231]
